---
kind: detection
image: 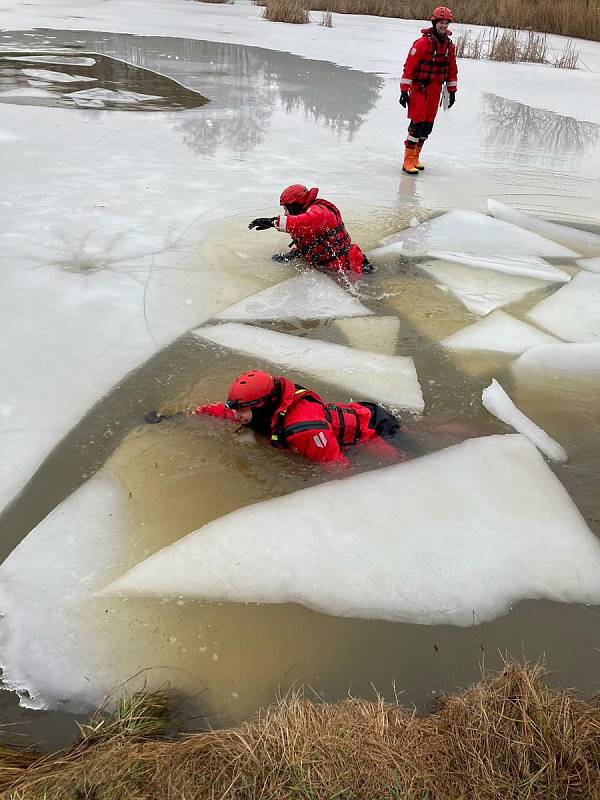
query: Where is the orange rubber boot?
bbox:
[414,142,425,170]
[402,145,419,175]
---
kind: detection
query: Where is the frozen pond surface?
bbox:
[1,1,600,750]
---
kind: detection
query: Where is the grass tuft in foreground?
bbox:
[2,661,600,799]
[262,0,310,24]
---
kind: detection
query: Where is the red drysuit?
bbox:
[275,199,367,275]
[400,27,458,126]
[193,376,399,465]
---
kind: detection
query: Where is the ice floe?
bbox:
[331,316,401,356]
[5,55,97,67]
[21,68,96,83]
[441,310,558,354]
[418,259,554,316]
[489,199,600,255]
[511,342,600,377]
[192,322,424,412]
[104,435,600,626]
[214,271,372,321]
[67,88,162,105]
[482,380,567,463]
[371,210,577,281]
[526,271,600,342]
[577,256,600,274]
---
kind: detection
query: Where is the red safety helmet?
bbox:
[226,370,276,409]
[431,6,453,21]
[279,184,319,210]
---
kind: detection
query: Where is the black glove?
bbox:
[448,92,456,108]
[249,216,277,231]
[399,91,409,108]
[272,250,300,263]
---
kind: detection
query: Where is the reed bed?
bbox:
[277,0,600,41]
[2,661,600,799]
[262,0,310,24]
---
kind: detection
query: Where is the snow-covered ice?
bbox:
[4,55,97,66]
[21,68,96,83]
[511,342,600,377]
[482,380,567,463]
[489,199,600,255]
[577,256,600,274]
[442,310,558,354]
[214,271,372,321]
[372,210,576,280]
[417,259,554,316]
[332,316,401,355]
[526,272,600,342]
[104,435,599,626]
[192,323,424,413]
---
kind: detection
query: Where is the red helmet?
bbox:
[279,184,319,209]
[431,6,453,20]
[226,370,275,409]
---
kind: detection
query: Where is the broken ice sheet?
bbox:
[4,55,97,66]
[21,68,96,83]
[104,435,600,626]
[417,259,555,316]
[192,322,424,413]
[488,199,600,256]
[526,271,600,342]
[577,257,600,274]
[511,342,600,378]
[331,316,401,356]
[442,310,558,355]
[214,271,373,321]
[371,209,577,281]
[482,380,567,463]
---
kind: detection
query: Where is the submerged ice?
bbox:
[105,435,600,626]
[526,272,600,342]
[442,310,558,354]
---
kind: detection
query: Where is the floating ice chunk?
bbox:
[0,87,54,99]
[214,272,372,321]
[577,257,600,274]
[104,435,600,626]
[418,259,553,316]
[526,272,600,342]
[372,210,577,273]
[192,323,424,413]
[5,55,96,66]
[482,380,567,463]
[512,342,600,377]
[332,316,401,356]
[21,68,96,83]
[442,310,558,354]
[426,252,570,283]
[67,89,162,104]
[488,199,600,255]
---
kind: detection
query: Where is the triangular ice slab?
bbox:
[418,260,553,316]
[442,310,558,354]
[104,435,600,627]
[214,272,373,322]
[192,323,424,413]
[511,342,600,377]
[526,272,600,342]
[489,199,600,255]
[482,380,567,463]
[331,316,401,356]
[577,257,600,274]
[371,210,577,279]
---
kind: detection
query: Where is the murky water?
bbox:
[1,29,599,752]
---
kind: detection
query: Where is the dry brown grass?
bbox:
[262,0,310,24]
[3,660,600,799]
[296,0,600,41]
[455,26,580,67]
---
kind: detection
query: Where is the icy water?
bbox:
[1,28,600,751]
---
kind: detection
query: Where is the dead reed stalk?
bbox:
[262,0,310,24]
[320,9,334,27]
[2,661,600,799]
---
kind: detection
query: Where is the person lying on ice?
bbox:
[399,6,458,175]
[146,369,404,466]
[248,184,374,275]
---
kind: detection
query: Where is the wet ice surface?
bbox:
[0,3,600,742]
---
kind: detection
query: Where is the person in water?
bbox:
[146,369,404,466]
[399,6,458,174]
[248,184,373,275]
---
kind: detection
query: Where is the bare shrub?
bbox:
[454,29,486,59]
[262,0,310,23]
[320,9,333,26]
[4,660,600,800]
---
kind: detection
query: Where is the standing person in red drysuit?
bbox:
[399,6,458,174]
[248,184,373,275]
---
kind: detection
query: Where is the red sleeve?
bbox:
[191,403,236,420]
[447,41,458,91]
[400,37,426,91]
[275,204,329,238]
